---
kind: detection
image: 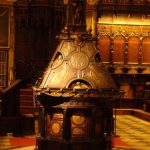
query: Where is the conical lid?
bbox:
[34,0,116,93]
[38,34,116,90]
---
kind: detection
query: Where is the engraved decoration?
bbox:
[70,52,89,69]
[51,122,61,135]
[72,113,85,125]
[49,113,63,137]
[40,39,116,89]
[71,112,86,137]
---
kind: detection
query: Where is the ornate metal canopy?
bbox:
[32,0,123,100]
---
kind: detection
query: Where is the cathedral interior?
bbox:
[0,0,150,150]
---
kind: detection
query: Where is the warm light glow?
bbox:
[98,14,150,26]
[63,0,69,5]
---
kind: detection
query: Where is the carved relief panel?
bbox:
[71,112,87,139]
[49,113,63,139]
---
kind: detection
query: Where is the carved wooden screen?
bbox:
[98,35,110,63]
[142,37,150,64]
[0,49,8,87]
[0,7,9,47]
[113,35,125,64]
[128,36,139,64]
[0,7,9,88]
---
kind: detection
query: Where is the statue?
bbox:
[73,1,83,24]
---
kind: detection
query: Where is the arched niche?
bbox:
[68,80,92,89]
[98,35,110,63]
[128,36,139,64]
[142,36,150,64]
[113,35,125,64]
[52,52,63,68]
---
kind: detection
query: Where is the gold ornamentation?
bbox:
[72,113,85,125]
[72,127,85,135]
[87,0,98,5]
[51,122,61,135]
[70,52,89,69]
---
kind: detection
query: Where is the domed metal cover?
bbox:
[38,34,116,90]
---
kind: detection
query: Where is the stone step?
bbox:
[20,100,34,106]
[20,87,35,115]
[20,95,33,101]
[20,106,36,114]
[19,86,38,135]
[20,89,33,95]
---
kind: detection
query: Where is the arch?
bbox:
[113,35,125,64]
[68,79,92,89]
[142,36,150,64]
[128,36,139,64]
[52,52,63,68]
[98,35,111,63]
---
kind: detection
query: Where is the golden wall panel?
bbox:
[97,17,150,65]
[128,36,139,64]
[142,37,150,64]
[98,35,110,63]
[113,36,125,64]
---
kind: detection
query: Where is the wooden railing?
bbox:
[0,79,22,116]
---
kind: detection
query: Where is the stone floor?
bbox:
[0,115,150,150]
[113,115,150,150]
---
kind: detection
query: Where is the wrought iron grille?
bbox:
[0,49,8,88]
